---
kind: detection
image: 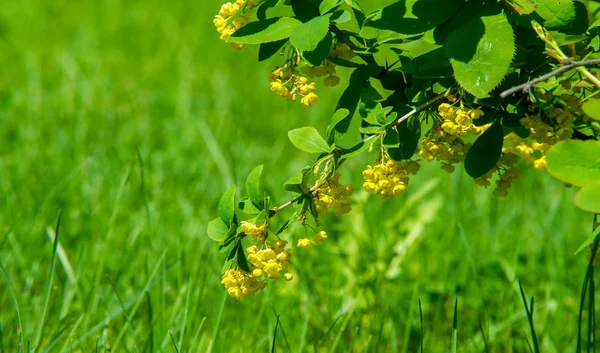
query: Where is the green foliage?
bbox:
[582,99,600,121]
[546,140,600,187]
[290,14,332,51]
[464,119,504,178]
[574,182,600,213]
[447,11,515,98]
[229,17,302,44]
[288,126,332,153]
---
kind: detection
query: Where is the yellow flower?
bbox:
[284,273,294,281]
[297,238,314,248]
[301,92,318,106]
[313,231,328,244]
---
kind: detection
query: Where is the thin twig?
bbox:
[394,88,456,126]
[500,58,600,98]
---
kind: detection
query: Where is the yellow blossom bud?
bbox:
[252,269,263,277]
[284,273,293,281]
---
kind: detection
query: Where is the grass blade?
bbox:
[112,251,167,351]
[419,299,424,353]
[0,262,24,353]
[169,331,180,353]
[518,281,540,353]
[271,315,280,353]
[33,210,62,352]
[452,298,458,353]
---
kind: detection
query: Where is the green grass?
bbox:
[0,0,596,352]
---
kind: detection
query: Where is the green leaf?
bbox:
[388,115,421,161]
[303,32,332,66]
[364,0,464,35]
[382,128,399,148]
[284,171,304,193]
[257,0,279,21]
[464,119,503,178]
[238,198,262,215]
[339,138,376,158]
[506,0,536,14]
[447,11,515,98]
[533,0,575,28]
[331,10,352,24]
[290,14,332,52]
[326,108,350,142]
[582,99,600,121]
[291,0,320,20]
[546,140,600,187]
[334,66,370,134]
[229,17,302,44]
[237,245,251,272]
[246,165,264,208]
[319,0,341,14]
[288,127,332,153]
[574,182,600,214]
[218,185,236,227]
[402,47,453,79]
[207,217,229,241]
[574,224,600,255]
[258,39,287,61]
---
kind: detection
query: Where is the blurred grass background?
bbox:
[0,0,595,352]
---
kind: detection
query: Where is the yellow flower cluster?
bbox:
[240,221,267,242]
[314,172,353,216]
[213,0,254,49]
[420,104,489,173]
[221,240,292,300]
[221,268,267,300]
[362,159,420,199]
[472,153,521,197]
[502,108,574,171]
[303,61,340,87]
[297,231,328,248]
[268,67,318,106]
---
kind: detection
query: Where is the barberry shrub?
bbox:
[210,0,600,300]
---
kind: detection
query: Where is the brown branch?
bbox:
[500,58,600,98]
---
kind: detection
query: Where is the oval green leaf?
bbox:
[546,140,600,187]
[533,0,575,28]
[582,99,600,121]
[288,127,332,153]
[464,119,503,178]
[574,182,600,214]
[447,11,515,98]
[229,17,302,44]
[207,217,229,241]
[290,14,332,52]
[218,185,236,227]
[246,165,264,208]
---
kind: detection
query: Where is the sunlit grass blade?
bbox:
[33,210,62,352]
